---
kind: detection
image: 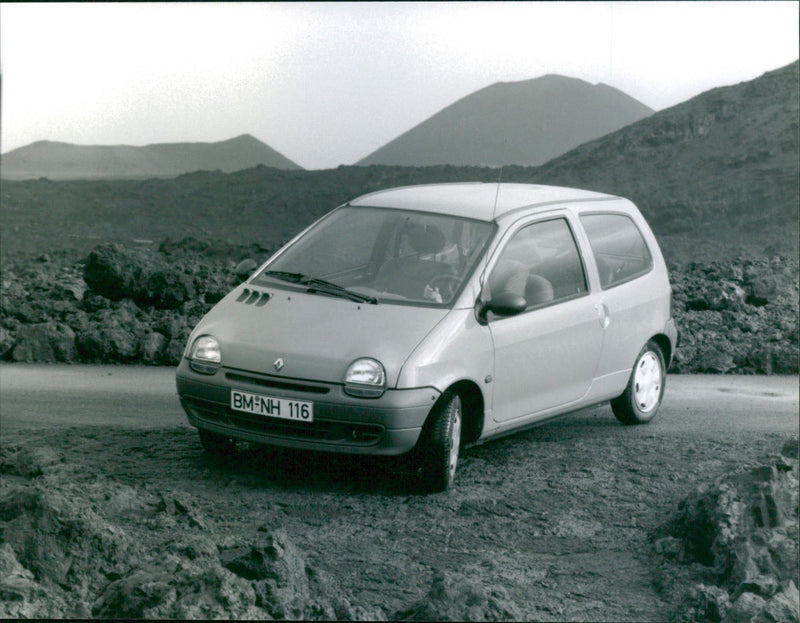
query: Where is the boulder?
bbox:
[0,543,49,619]
[164,324,192,366]
[220,529,310,619]
[193,263,232,305]
[683,584,731,621]
[92,526,375,621]
[91,566,178,619]
[0,485,133,604]
[695,343,737,374]
[762,581,800,623]
[49,273,87,302]
[76,308,144,362]
[0,327,16,358]
[0,446,64,478]
[83,243,151,301]
[10,322,76,363]
[396,570,522,621]
[141,332,168,365]
[727,591,767,622]
[664,444,799,621]
[744,273,779,306]
[143,269,195,309]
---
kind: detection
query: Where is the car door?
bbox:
[578,211,661,377]
[486,214,605,423]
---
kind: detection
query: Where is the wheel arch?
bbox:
[446,379,485,445]
[650,333,673,369]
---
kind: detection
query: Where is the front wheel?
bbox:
[416,391,462,493]
[611,340,666,425]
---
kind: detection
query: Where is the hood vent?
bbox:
[235,288,271,307]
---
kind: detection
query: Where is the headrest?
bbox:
[407,224,446,255]
[503,237,540,264]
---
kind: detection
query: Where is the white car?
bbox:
[177,183,678,491]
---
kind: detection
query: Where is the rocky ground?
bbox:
[1,418,797,620]
[1,239,797,619]
[1,239,798,373]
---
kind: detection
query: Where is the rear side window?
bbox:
[580,213,653,289]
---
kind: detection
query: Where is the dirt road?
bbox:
[1,365,798,620]
[2,364,797,433]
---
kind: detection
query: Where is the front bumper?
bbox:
[176,358,439,455]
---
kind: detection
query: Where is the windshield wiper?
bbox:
[261,271,377,304]
[301,276,378,304]
[260,270,307,283]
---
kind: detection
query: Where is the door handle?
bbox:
[594,303,611,329]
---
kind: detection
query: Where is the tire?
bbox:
[416,391,462,493]
[198,428,238,456]
[611,340,666,425]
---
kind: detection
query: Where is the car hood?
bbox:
[193,284,450,388]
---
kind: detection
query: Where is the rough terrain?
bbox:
[1,409,797,620]
[1,240,797,374]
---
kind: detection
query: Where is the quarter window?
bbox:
[488,218,587,310]
[580,213,653,289]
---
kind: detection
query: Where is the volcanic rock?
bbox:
[0,327,16,358]
[84,243,151,301]
[140,332,168,365]
[10,322,76,363]
[661,442,800,621]
[396,570,522,621]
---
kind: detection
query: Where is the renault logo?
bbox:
[274,358,285,371]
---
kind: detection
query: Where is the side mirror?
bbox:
[476,291,527,324]
[234,258,257,281]
[489,292,527,317]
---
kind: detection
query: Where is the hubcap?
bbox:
[448,408,462,477]
[633,351,662,412]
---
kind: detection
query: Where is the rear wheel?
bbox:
[416,391,462,492]
[198,429,238,456]
[611,340,665,425]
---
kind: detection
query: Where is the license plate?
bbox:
[230,389,313,423]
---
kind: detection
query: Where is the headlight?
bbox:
[189,335,221,374]
[344,358,386,398]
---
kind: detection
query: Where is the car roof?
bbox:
[347,182,619,222]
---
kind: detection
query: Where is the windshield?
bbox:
[253,206,494,306]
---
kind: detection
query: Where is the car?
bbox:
[176,182,678,491]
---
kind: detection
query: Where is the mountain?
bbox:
[357,74,654,167]
[0,134,302,180]
[1,63,797,264]
[526,60,799,257]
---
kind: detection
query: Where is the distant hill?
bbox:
[525,60,799,257]
[0,134,302,180]
[357,74,654,167]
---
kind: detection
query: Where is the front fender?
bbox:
[396,308,493,397]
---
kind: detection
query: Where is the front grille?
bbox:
[183,397,383,446]
[226,372,330,395]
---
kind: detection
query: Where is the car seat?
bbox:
[525,274,554,306]
[374,224,455,299]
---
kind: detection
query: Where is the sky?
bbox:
[1,2,798,170]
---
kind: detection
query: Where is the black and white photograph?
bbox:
[1,2,798,620]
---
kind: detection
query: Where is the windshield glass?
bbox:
[253,206,493,306]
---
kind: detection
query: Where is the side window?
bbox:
[580,213,653,289]
[488,218,587,309]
